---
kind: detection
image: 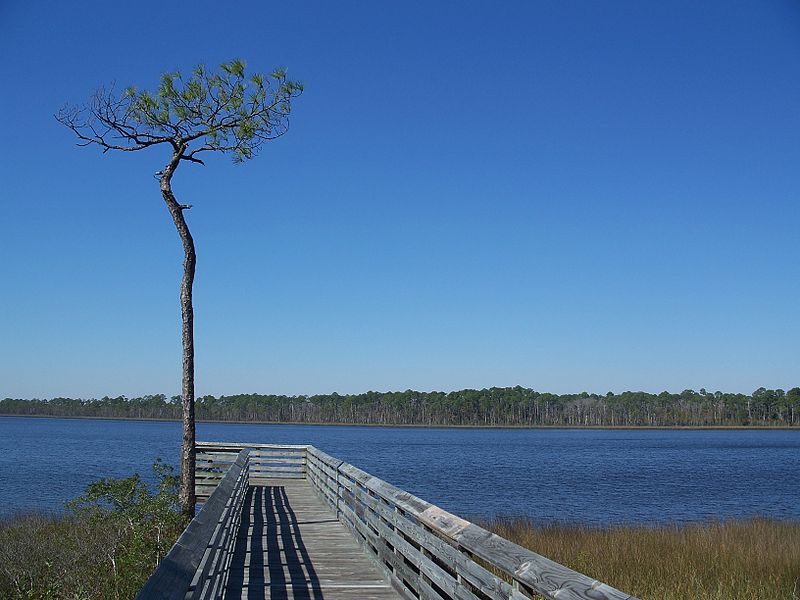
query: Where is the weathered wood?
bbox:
[307,445,639,600]
[190,460,249,597]
[136,448,250,600]
[224,479,401,600]
[197,441,308,450]
[343,478,522,600]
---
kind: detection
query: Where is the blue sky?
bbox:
[1,1,798,398]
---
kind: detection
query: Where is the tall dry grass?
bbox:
[479,517,800,600]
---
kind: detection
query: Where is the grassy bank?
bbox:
[479,517,800,600]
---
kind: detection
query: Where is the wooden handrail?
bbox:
[135,448,250,600]
[305,446,638,600]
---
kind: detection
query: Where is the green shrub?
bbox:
[0,461,186,600]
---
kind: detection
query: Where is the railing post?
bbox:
[335,467,341,521]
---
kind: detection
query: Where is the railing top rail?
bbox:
[306,446,342,466]
[305,445,637,600]
[135,448,250,600]
[196,441,308,449]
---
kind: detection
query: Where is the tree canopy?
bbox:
[4,387,799,427]
[57,59,303,163]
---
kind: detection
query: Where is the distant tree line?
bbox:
[2,387,799,427]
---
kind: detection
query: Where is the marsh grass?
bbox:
[0,512,126,599]
[479,517,800,600]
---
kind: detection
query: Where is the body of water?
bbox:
[1,416,798,525]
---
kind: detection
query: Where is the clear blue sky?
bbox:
[1,1,798,399]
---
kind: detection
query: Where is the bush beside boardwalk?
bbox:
[480,517,800,600]
[0,464,184,600]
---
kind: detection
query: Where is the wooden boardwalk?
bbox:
[225,480,400,600]
[137,443,638,600]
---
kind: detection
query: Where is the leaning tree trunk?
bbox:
[161,150,197,518]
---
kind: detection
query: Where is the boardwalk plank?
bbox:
[224,480,402,600]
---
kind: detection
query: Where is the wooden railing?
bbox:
[135,448,250,600]
[304,446,638,600]
[194,441,305,501]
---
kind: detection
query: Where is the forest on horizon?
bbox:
[2,386,799,427]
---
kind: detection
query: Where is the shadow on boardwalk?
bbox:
[226,486,325,600]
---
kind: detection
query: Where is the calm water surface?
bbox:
[1,416,798,525]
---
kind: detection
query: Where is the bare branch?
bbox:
[180,152,205,166]
[56,92,171,154]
